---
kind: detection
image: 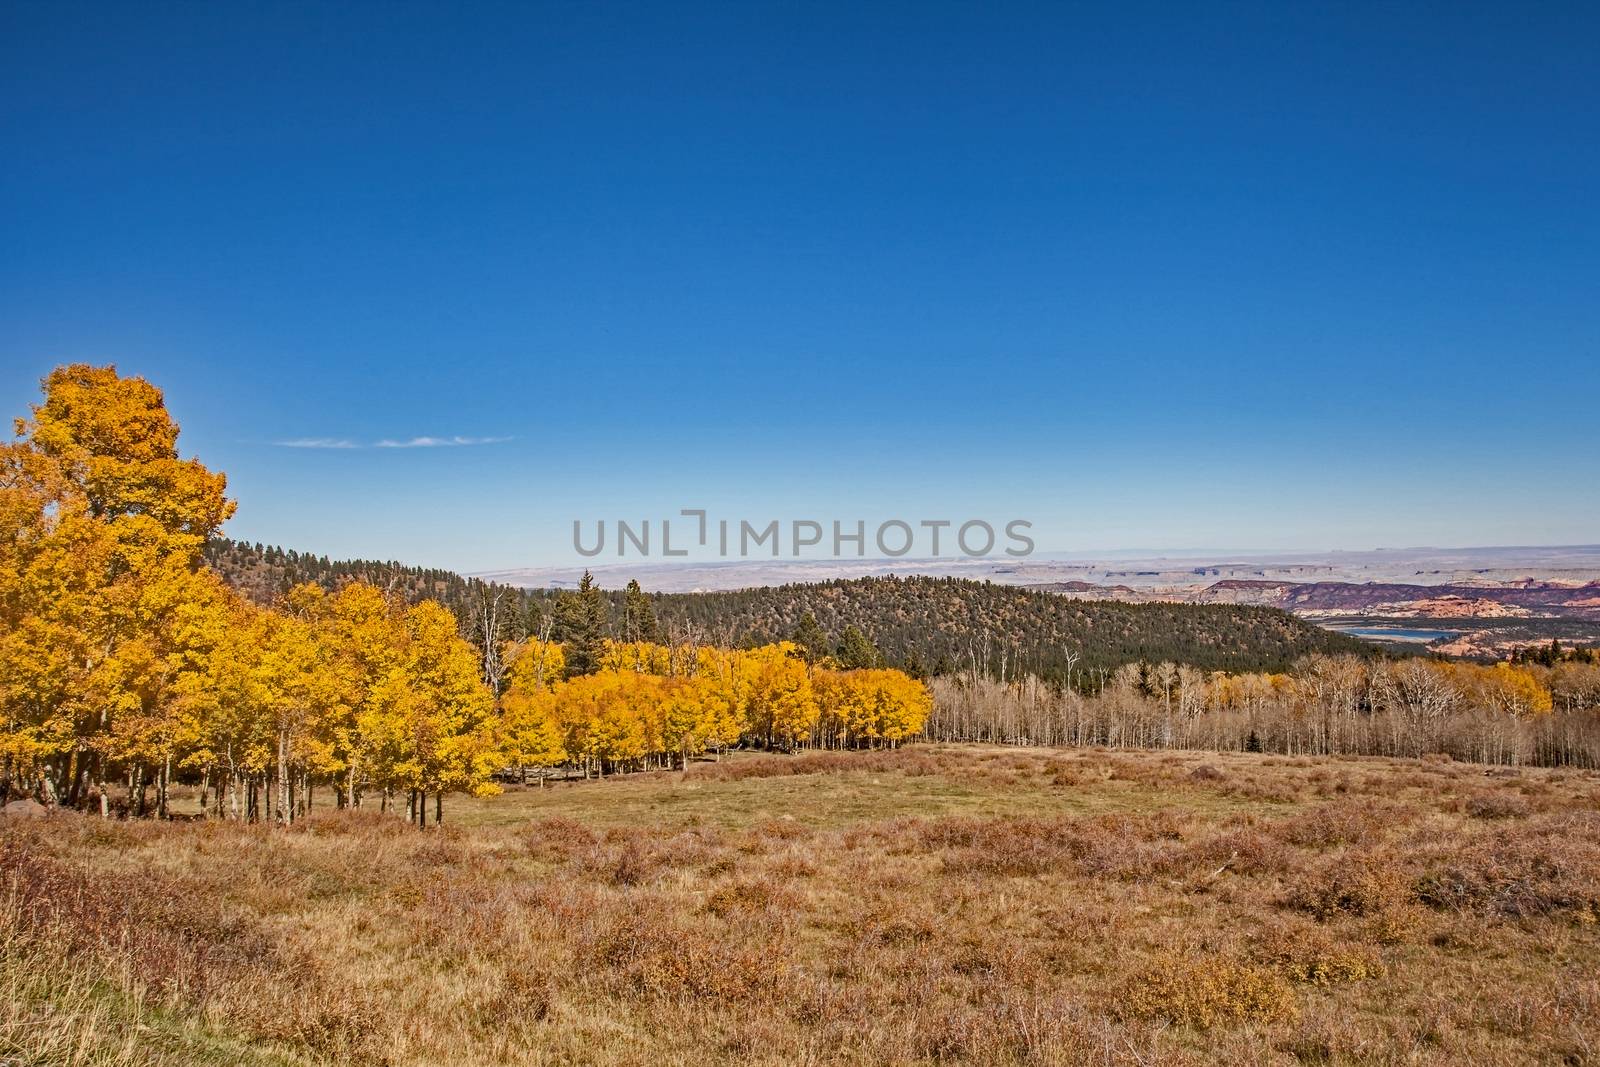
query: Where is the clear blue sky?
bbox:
[3,2,1596,571]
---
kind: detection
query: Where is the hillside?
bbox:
[1193,578,1600,617]
[203,538,546,639]
[204,540,1371,681]
[648,575,1371,680]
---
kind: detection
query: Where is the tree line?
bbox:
[14,363,1588,822]
[647,576,1377,680]
[0,365,931,820]
[500,573,932,775]
[927,654,1600,768]
[0,366,495,822]
[203,553,1378,687]
[500,636,932,779]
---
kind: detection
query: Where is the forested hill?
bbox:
[203,540,1370,681]
[204,538,518,623]
[647,576,1370,680]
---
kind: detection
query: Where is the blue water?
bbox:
[1337,627,1457,643]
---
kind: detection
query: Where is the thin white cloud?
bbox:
[374,435,514,449]
[276,437,360,449]
[273,434,512,450]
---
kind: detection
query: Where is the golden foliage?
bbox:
[498,638,932,773]
[1120,952,1298,1028]
[0,365,499,819]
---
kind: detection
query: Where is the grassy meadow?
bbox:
[4,744,1600,1066]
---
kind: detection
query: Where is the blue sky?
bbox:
[3,2,1596,571]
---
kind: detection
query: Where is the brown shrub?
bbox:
[861,910,937,948]
[750,817,810,842]
[1252,923,1383,985]
[1221,778,1303,804]
[1118,952,1298,1028]
[767,852,818,879]
[533,821,729,884]
[686,750,891,782]
[409,832,475,869]
[1047,763,1093,787]
[1171,829,1291,879]
[0,831,394,1059]
[704,876,798,919]
[1273,801,1404,849]
[9,744,1600,1066]
[583,838,662,886]
[1463,792,1531,820]
[520,816,598,861]
[582,905,794,1001]
[1412,814,1600,921]
[299,808,415,838]
[1286,854,1412,920]
[923,812,1189,880]
[474,968,555,1028]
[0,835,281,997]
[900,994,1126,1064]
[1360,904,1428,945]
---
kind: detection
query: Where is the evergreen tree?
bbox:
[554,571,608,677]
[518,597,544,642]
[836,625,881,670]
[621,579,660,643]
[903,648,928,680]
[792,610,830,664]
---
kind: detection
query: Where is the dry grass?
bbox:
[3,744,1600,1065]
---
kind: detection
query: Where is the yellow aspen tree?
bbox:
[1485,663,1554,719]
[507,635,567,693]
[607,640,672,675]
[554,673,646,776]
[357,666,415,816]
[171,581,264,818]
[18,364,233,550]
[868,669,933,745]
[498,685,565,784]
[742,643,817,750]
[4,365,233,813]
[499,637,568,783]
[626,672,667,765]
[0,481,115,805]
[689,648,747,758]
[656,676,711,768]
[400,600,500,825]
[321,581,406,807]
[252,605,325,824]
[812,670,855,747]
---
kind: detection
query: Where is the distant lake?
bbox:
[1330,626,1458,644]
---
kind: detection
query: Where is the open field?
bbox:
[5,744,1600,1066]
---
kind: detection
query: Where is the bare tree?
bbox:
[472,583,509,695]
